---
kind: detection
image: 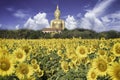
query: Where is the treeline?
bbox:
[0,29,120,39]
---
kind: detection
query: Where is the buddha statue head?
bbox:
[54,5,61,19]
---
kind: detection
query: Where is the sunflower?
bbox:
[93,43,99,49]
[112,43,120,56]
[76,46,88,58]
[87,68,98,80]
[92,57,108,76]
[98,49,106,56]
[57,50,63,57]
[31,59,37,65]
[26,55,31,61]
[67,51,77,59]
[108,62,120,80]
[21,45,32,55]
[60,61,69,73]
[81,57,89,64]
[0,47,9,57]
[0,55,15,76]
[89,47,96,53]
[32,64,40,72]
[16,63,34,79]
[71,55,80,66]
[37,69,44,78]
[69,62,77,69]
[13,48,26,63]
[106,55,115,64]
[99,43,105,49]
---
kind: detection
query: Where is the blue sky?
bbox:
[0,0,120,32]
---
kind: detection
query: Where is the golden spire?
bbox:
[57,5,59,10]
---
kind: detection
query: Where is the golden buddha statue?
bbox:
[50,5,65,30]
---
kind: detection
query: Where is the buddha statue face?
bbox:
[54,12,60,19]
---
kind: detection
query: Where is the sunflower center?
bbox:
[23,46,30,54]
[31,60,37,64]
[107,57,112,62]
[21,67,29,74]
[32,61,35,64]
[2,50,8,55]
[38,70,43,77]
[63,65,68,70]
[115,46,120,54]
[39,71,42,75]
[17,53,23,59]
[0,60,10,71]
[99,50,105,55]
[79,48,85,54]
[98,62,107,72]
[25,49,29,54]
[116,70,120,79]
[91,72,96,79]
[33,64,38,69]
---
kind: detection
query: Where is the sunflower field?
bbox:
[0,38,120,80]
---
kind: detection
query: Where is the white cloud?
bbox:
[63,0,118,32]
[79,0,115,32]
[24,12,49,30]
[15,24,20,30]
[102,11,120,20]
[80,13,105,32]
[101,16,111,23]
[101,11,120,31]
[65,15,77,30]
[6,7,14,12]
[14,10,28,19]
[92,0,114,16]
[77,13,82,18]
